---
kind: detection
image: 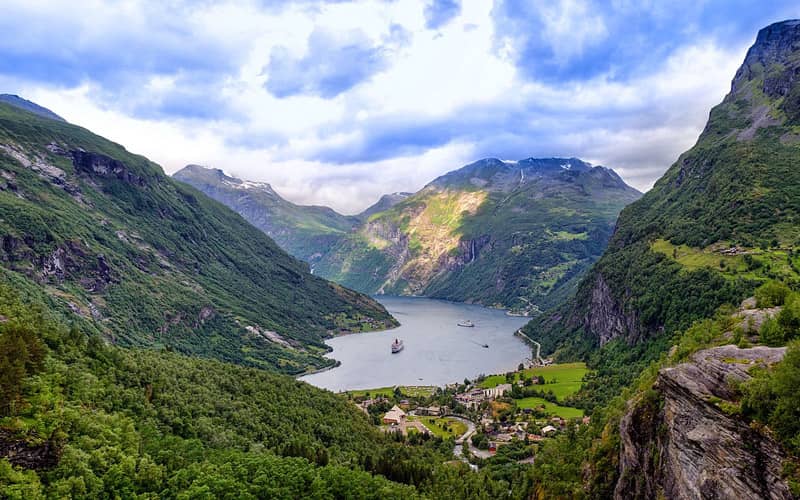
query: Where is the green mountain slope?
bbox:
[523,19,800,394]
[173,165,359,261]
[314,158,640,313]
[0,274,463,498]
[0,102,395,375]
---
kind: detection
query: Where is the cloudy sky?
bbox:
[1,1,797,213]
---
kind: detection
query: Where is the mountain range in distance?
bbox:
[175,156,641,315]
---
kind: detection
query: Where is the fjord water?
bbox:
[300,296,530,392]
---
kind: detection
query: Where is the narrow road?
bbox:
[446,415,493,461]
[448,415,475,445]
[519,329,542,364]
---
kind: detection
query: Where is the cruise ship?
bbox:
[391,338,404,353]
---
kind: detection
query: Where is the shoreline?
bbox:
[299,295,528,384]
[513,328,536,347]
[298,360,341,379]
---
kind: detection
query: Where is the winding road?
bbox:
[447,415,493,464]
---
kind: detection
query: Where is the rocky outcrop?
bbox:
[615,345,793,500]
[37,243,115,291]
[71,151,147,187]
[0,430,60,470]
[732,20,800,99]
[581,273,641,345]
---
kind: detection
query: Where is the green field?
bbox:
[347,385,437,398]
[479,362,589,400]
[410,416,468,439]
[651,238,800,282]
[515,397,584,419]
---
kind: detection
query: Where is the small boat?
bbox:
[457,320,475,327]
[391,338,404,353]
[481,344,489,349]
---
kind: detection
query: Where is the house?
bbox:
[357,396,388,414]
[541,425,557,435]
[494,433,514,442]
[416,405,441,416]
[527,434,544,442]
[483,383,512,399]
[455,389,486,409]
[382,405,406,425]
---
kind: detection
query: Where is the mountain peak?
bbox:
[358,191,412,219]
[515,157,592,173]
[732,19,800,99]
[0,94,66,122]
[174,164,276,193]
[428,156,628,192]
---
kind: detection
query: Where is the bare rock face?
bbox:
[732,20,800,99]
[0,430,60,470]
[71,150,147,187]
[582,273,641,345]
[615,345,793,500]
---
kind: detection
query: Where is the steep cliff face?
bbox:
[615,345,793,500]
[581,273,642,345]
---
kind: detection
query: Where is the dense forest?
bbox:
[0,271,555,498]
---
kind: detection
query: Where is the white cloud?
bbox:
[0,0,765,213]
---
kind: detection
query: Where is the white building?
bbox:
[483,383,512,399]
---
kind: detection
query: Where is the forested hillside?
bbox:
[0,102,395,375]
[523,20,800,402]
[0,275,549,498]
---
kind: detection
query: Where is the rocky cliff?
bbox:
[615,345,793,499]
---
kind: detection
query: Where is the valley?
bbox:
[299,296,530,391]
[3,11,800,500]
[176,157,641,315]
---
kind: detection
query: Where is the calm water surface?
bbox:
[300,296,530,392]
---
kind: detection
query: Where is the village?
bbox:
[347,361,590,464]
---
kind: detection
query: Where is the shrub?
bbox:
[778,295,800,341]
[760,316,786,346]
[755,281,792,308]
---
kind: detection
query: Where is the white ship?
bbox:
[457,320,475,327]
[391,338,404,353]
